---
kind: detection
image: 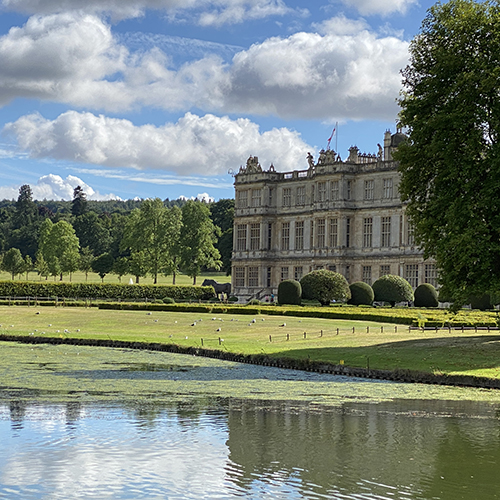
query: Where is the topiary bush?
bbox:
[277,279,302,305]
[414,283,439,307]
[300,269,350,306]
[469,293,493,311]
[163,297,175,304]
[372,274,414,307]
[348,282,374,306]
[228,295,238,302]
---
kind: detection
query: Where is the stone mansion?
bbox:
[231,130,437,300]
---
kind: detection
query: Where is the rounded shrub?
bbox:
[469,293,493,311]
[278,279,302,305]
[413,283,438,307]
[228,295,238,302]
[348,282,374,306]
[372,274,414,306]
[163,297,175,304]
[247,298,261,305]
[300,269,351,306]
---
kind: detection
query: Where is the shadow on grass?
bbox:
[270,335,500,374]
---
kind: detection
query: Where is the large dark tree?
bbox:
[13,185,37,228]
[71,186,88,216]
[396,0,500,304]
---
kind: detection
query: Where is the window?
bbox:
[235,267,245,287]
[362,266,372,285]
[311,185,315,203]
[251,189,261,207]
[364,179,374,200]
[237,189,248,208]
[268,187,274,206]
[380,265,390,277]
[407,223,415,246]
[266,267,272,287]
[250,223,260,250]
[424,263,437,287]
[328,265,337,272]
[282,188,291,207]
[318,182,327,202]
[267,223,272,249]
[331,180,339,201]
[248,267,259,287]
[317,219,326,248]
[281,222,290,250]
[405,264,419,288]
[295,221,304,250]
[363,217,373,248]
[281,267,289,282]
[381,216,391,247]
[294,266,303,281]
[310,220,314,249]
[346,218,351,247]
[329,218,338,247]
[383,178,393,199]
[346,180,352,200]
[296,186,306,206]
[236,224,247,251]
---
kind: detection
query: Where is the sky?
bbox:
[0,0,437,202]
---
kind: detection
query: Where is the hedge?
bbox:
[0,281,215,301]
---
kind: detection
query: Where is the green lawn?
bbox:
[0,270,229,286]
[2,306,500,380]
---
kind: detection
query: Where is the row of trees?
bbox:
[0,186,234,284]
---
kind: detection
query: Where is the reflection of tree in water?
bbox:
[225,399,500,498]
[9,400,27,431]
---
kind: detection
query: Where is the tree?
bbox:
[112,256,129,282]
[92,252,114,282]
[210,199,234,275]
[180,201,221,284]
[71,186,88,216]
[348,282,374,306]
[396,0,500,305]
[24,255,33,280]
[73,212,111,256]
[121,199,182,284]
[38,219,80,280]
[13,185,37,228]
[128,251,149,284]
[300,270,351,305]
[35,252,49,281]
[1,248,25,279]
[79,247,95,281]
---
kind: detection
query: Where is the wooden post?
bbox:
[286,333,289,341]
[269,335,272,342]
[320,330,323,337]
[336,328,339,335]
[303,331,307,339]
[366,326,369,333]
[201,338,204,346]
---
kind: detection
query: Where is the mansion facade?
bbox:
[231,130,436,300]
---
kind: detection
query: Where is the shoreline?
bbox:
[2,334,499,390]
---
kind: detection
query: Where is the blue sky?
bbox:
[0,0,436,202]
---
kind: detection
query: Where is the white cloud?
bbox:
[222,25,409,120]
[1,0,305,25]
[0,174,121,201]
[335,0,418,17]
[0,12,408,121]
[179,192,215,202]
[4,110,312,174]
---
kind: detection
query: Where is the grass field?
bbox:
[0,270,229,286]
[2,305,500,380]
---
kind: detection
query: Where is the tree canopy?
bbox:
[396,0,500,304]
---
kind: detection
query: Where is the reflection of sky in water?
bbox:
[0,405,232,499]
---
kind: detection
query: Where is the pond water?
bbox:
[1,343,500,499]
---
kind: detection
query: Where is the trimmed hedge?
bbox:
[348,282,374,306]
[469,294,493,311]
[278,279,302,305]
[300,270,351,305]
[0,281,215,301]
[414,284,439,308]
[372,275,414,306]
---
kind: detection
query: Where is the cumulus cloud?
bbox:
[0,12,408,121]
[335,0,418,17]
[4,111,312,174]
[179,192,215,202]
[1,0,304,25]
[0,174,121,201]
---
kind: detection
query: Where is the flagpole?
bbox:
[335,121,338,153]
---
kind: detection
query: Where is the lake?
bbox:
[1,342,500,499]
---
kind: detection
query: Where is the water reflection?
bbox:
[1,398,500,499]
